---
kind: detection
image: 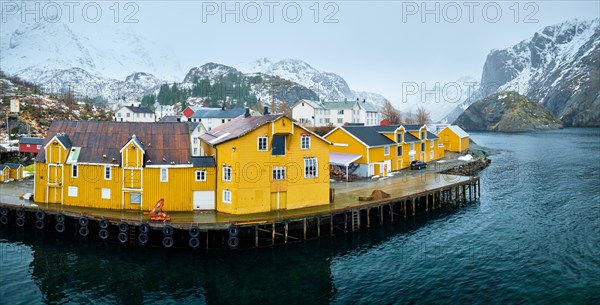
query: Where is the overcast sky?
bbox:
[124,0,599,101]
[3,0,598,102]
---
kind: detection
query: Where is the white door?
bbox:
[193,191,215,210]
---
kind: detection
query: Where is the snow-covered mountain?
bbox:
[0,11,181,102]
[242,58,387,106]
[180,63,319,105]
[446,18,600,126]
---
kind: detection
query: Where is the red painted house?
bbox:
[19,137,44,154]
[182,106,196,120]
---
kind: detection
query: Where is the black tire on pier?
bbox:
[140,223,150,234]
[0,216,8,225]
[55,222,65,233]
[35,220,45,230]
[35,210,45,220]
[163,225,173,236]
[0,207,8,216]
[162,236,174,248]
[16,217,25,227]
[189,226,200,238]
[56,213,65,223]
[118,222,129,233]
[138,233,149,244]
[118,232,128,244]
[188,237,200,249]
[227,236,239,249]
[78,216,89,227]
[99,229,109,240]
[228,225,240,237]
[99,219,110,229]
[79,226,89,237]
[16,209,25,218]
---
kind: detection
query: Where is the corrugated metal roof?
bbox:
[359,101,380,112]
[36,121,192,165]
[158,115,180,122]
[341,126,396,147]
[445,125,469,138]
[200,114,283,146]
[321,101,358,110]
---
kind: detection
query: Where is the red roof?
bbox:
[380,119,391,126]
[182,106,195,118]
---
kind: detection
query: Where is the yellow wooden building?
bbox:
[0,165,10,182]
[324,124,444,177]
[34,121,216,212]
[199,111,331,215]
[2,163,24,180]
[437,125,470,153]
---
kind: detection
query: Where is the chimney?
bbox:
[363,99,366,103]
[263,106,269,115]
[244,107,251,118]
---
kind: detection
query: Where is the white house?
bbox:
[154,102,177,119]
[188,107,260,130]
[292,99,381,127]
[189,122,207,156]
[115,105,156,122]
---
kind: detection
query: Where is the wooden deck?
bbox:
[0,173,475,228]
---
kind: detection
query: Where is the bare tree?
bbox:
[381,99,402,124]
[404,111,415,124]
[416,106,431,125]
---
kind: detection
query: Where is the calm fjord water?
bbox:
[1,128,599,304]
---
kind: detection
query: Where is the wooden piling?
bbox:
[285,222,288,244]
[303,218,307,240]
[317,217,321,238]
[272,223,276,246]
[255,225,259,247]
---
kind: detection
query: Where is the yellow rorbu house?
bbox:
[34,121,217,212]
[200,109,331,215]
[324,124,444,177]
[0,165,10,183]
[437,125,470,153]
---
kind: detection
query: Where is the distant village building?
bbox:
[154,103,177,119]
[292,99,381,127]
[1,163,24,181]
[115,105,156,122]
[188,107,260,130]
[18,137,44,154]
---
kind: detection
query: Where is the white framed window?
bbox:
[126,113,131,118]
[384,146,390,156]
[421,142,425,151]
[301,135,310,150]
[193,147,198,155]
[397,146,403,156]
[72,164,78,178]
[338,110,344,114]
[196,170,206,181]
[222,165,232,181]
[160,168,168,182]
[410,143,415,151]
[430,140,434,148]
[223,190,232,203]
[430,151,434,159]
[101,188,111,199]
[104,166,111,180]
[304,157,318,178]
[68,186,78,197]
[337,118,343,123]
[130,193,141,204]
[257,137,268,151]
[272,166,286,180]
[410,155,415,162]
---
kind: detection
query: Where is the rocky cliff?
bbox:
[454,92,563,132]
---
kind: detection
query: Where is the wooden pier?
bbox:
[0,173,481,250]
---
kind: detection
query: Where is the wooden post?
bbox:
[366,208,370,228]
[285,222,288,244]
[272,223,275,246]
[389,204,394,223]
[478,178,481,198]
[344,212,348,232]
[462,184,466,202]
[425,193,429,212]
[255,225,259,248]
[317,217,321,238]
[404,200,407,218]
[412,198,416,216]
[303,218,307,240]
[380,206,384,225]
[330,215,334,235]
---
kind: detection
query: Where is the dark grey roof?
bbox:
[56,134,72,148]
[158,115,180,122]
[124,106,154,114]
[187,122,199,132]
[404,133,420,142]
[200,114,283,146]
[0,164,8,170]
[342,126,396,147]
[19,137,44,145]
[426,131,439,140]
[3,163,23,169]
[190,108,246,119]
[191,156,216,167]
[402,124,422,131]
[126,135,145,151]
